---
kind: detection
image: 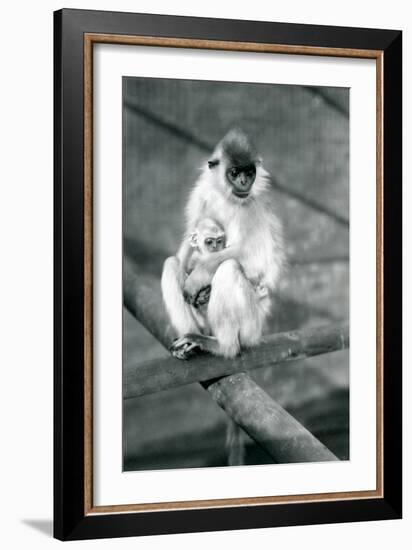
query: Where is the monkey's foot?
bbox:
[170,335,203,360]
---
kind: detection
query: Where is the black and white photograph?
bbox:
[0,0,406,545]
[122,76,350,472]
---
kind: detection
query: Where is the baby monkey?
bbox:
[187,218,226,270]
[187,218,268,300]
[168,218,226,358]
[174,217,267,359]
[182,217,226,313]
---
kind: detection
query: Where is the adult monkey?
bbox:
[161,129,285,360]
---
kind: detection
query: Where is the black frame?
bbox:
[54,8,402,541]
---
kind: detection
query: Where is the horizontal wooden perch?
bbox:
[124,257,340,463]
[124,324,349,399]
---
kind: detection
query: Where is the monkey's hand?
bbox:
[183,266,213,307]
[193,285,211,308]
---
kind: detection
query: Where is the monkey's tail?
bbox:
[226,419,245,466]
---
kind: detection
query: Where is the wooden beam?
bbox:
[203,372,338,463]
[124,258,339,463]
[124,324,349,398]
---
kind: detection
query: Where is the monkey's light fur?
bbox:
[161,129,285,359]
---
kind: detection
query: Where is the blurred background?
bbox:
[123,77,349,471]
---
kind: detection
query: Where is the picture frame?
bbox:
[54,8,402,541]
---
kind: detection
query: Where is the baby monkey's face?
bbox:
[203,233,225,253]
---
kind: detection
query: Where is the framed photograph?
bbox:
[54,8,402,541]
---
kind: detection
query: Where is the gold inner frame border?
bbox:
[83,33,384,515]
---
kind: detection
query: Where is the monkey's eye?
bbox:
[216,238,223,245]
[230,168,239,178]
[205,239,213,246]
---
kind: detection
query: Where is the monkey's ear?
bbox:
[208,158,219,169]
[188,232,198,247]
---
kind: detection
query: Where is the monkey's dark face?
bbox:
[203,234,225,253]
[225,164,256,198]
[208,129,259,199]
